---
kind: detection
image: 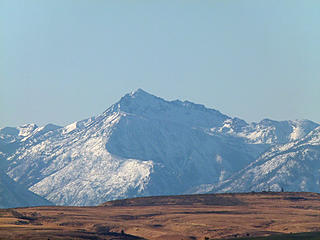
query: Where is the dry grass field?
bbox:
[0,192,319,240]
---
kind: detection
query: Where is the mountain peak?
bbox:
[126,88,160,102]
[130,88,151,97]
[3,90,320,207]
[101,89,230,131]
[18,123,38,137]
[125,88,158,101]
[106,89,165,115]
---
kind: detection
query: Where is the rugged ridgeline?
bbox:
[210,126,320,193]
[1,89,319,206]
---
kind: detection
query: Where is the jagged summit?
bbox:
[105,88,162,114]
[126,89,224,113]
[118,88,164,110]
[129,88,153,97]
[104,89,229,129]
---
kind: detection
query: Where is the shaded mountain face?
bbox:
[1,89,319,206]
[0,170,53,208]
[0,125,58,208]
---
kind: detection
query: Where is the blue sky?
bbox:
[1,0,319,127]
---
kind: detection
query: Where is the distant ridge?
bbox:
[101,193,244,207]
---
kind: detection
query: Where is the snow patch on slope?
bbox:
[64,122,78,134]
[30,152,153,206]
[18,124,38,137]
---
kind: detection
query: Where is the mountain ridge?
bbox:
[1,89,319,206]
[212,126,320,193]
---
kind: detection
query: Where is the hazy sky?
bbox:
[1,0,319,128]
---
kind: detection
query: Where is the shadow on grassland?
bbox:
[220,231,320,240]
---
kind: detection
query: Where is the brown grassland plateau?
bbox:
[0,192,319,240]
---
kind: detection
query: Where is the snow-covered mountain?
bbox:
[1,89,319,206]
[211,126,320,193]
